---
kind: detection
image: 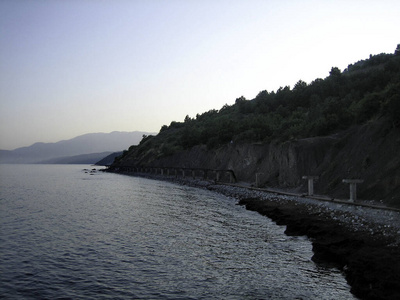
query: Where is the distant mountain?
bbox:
[95,151,123,166]
[39,152,114,164]
[0,131,155,164]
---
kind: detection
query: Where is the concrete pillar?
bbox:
[229,172,234,183]
[216,171,220,182]
[255,173,263,188]
[182,169,185,178]
[342,179,364,202]
[192,170,195,179]
[302,176,319,196]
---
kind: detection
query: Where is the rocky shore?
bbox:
[108,171,400,300]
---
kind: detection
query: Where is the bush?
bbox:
[355,93,382,123]
[383,94,400,127]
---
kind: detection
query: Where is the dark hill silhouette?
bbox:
[95,152,123,166]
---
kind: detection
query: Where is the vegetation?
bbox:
[118,46,400,163]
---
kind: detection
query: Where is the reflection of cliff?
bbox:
[115,119,400,207]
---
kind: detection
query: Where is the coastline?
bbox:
[108,171,400,300]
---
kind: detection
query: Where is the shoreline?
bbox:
[108,171,400,300]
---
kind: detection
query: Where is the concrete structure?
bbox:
[302,176,319,196]
[342,179,364,202]
[255,173,264,188]
[228,171,235,183]
[110,165,237,184]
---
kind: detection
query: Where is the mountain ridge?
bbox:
[0,131,155,164]
[39,152,114,165]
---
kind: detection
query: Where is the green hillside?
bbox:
[114,46,400,165]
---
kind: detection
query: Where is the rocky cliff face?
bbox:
[116,118,400,207]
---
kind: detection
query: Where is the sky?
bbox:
[1,0,399,150]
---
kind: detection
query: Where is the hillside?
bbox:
[111,47,400,207]
[0,131,155,164]
[95,152,123,166]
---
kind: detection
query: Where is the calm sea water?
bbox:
[0,164,356,299]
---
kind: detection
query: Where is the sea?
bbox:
[0,164,357,299]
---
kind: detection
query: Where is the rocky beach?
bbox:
[110,171,400,300]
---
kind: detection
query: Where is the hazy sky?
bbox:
[1,0,399,150]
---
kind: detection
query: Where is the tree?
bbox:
[235,96,247,104]
[293,80,307,91]
[395,44,400,56]
[329,67,341,77]
[235,96,252,114]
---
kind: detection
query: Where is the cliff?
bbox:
[111,50,400,207]
[113,118,400,208]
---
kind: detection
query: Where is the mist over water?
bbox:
[0,165,355,299]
